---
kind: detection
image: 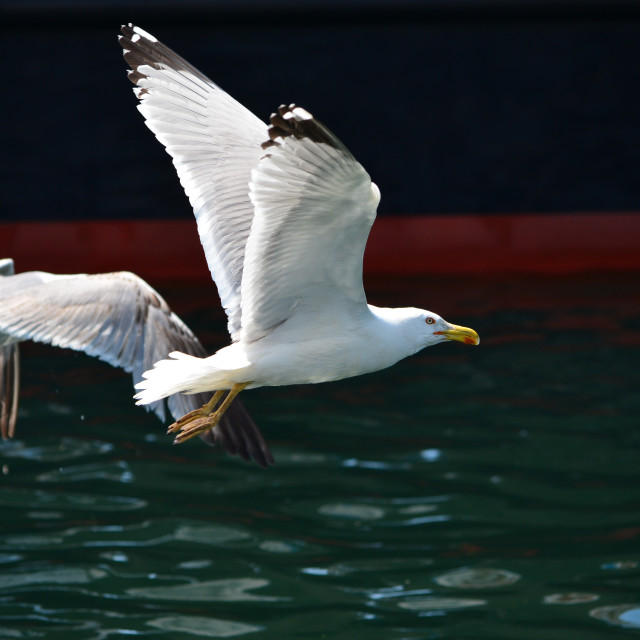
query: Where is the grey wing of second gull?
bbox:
[0,267,274,466]
[119,24,268,341]
[0,269,207,423]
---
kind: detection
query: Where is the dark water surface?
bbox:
[1,273,639,639]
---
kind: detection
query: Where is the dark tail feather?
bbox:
[199,398,275,468]
[0,344,19,439]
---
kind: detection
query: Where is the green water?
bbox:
[1,273,639,639]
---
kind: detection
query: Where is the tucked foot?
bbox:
[169,382,251,445]
[172,413,223,444]
[167,390,224,435]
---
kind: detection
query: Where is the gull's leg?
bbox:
[172,382,251,444]
[0,344,19,440]
[167,389,225,434]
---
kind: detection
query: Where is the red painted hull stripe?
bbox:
[2,213,639,280]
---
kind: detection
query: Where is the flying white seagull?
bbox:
[120,24,479,446]
[0,258,273,467]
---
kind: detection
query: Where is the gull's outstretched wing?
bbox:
[241,104,380,342]
[0,269,203,422]
[119,24,268,341]
[0,263,273,466]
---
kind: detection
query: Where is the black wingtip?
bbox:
[118,23,135,47]
[118,23,211,92]
[261,103,348,154]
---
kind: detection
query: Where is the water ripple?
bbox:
[0,567,107,590]
[259,540,301,553]
[0,437,113,462]
[398,597,487,611]
[341,458,411,470]
[318,503,386,520]
[174,524,252,546]
[434,567,521,589]
[36,460,134,483]
[543,592,599,604]
[147,614,263,637]
[601,560,639,570]
[0,488,146,511]
[128,578,285,602]
[590,604,640,629]
[0,553,23,564]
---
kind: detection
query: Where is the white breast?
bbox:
[243,304,414,387]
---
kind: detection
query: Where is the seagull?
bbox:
[0,258,273,467]
[119,24,480,446]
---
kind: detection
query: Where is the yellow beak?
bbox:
[435,324,480,346]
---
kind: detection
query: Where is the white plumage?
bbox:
[119,25,479,445]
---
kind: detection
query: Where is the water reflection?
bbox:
[303,556,434,578]
[129,578,284,602]
[319,503,386,520]
[174,524,252,545]
[0,567,106,589]
[0,488,146,511]
[398,597,486,611]
[341,458,410,470]
[147,615,262,637]
[434,567,521,589]
[590,604,640,629]
[177,559,214,570]
[0,437,113,461]
[396,505,438,515]
[259,540,300,553]
[543,592,599,604]
[36,460,134,483]
[601,560,639,570]
[99,551,129,563]
[419,448,442,462]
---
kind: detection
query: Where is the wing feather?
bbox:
[241,105,380,342]
[119,24,267,340]
[0,270,203,422]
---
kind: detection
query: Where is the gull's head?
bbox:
[397,308,480,352]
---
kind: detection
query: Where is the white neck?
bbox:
[365,304,426,365]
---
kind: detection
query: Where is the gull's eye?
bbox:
[425,317,435,325]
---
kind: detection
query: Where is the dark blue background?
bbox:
[2,1,640,220]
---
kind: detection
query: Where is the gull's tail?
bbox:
[134,350,250,404]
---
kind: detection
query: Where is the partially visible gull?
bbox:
[120,24,480,445]
[0,258,273,467]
